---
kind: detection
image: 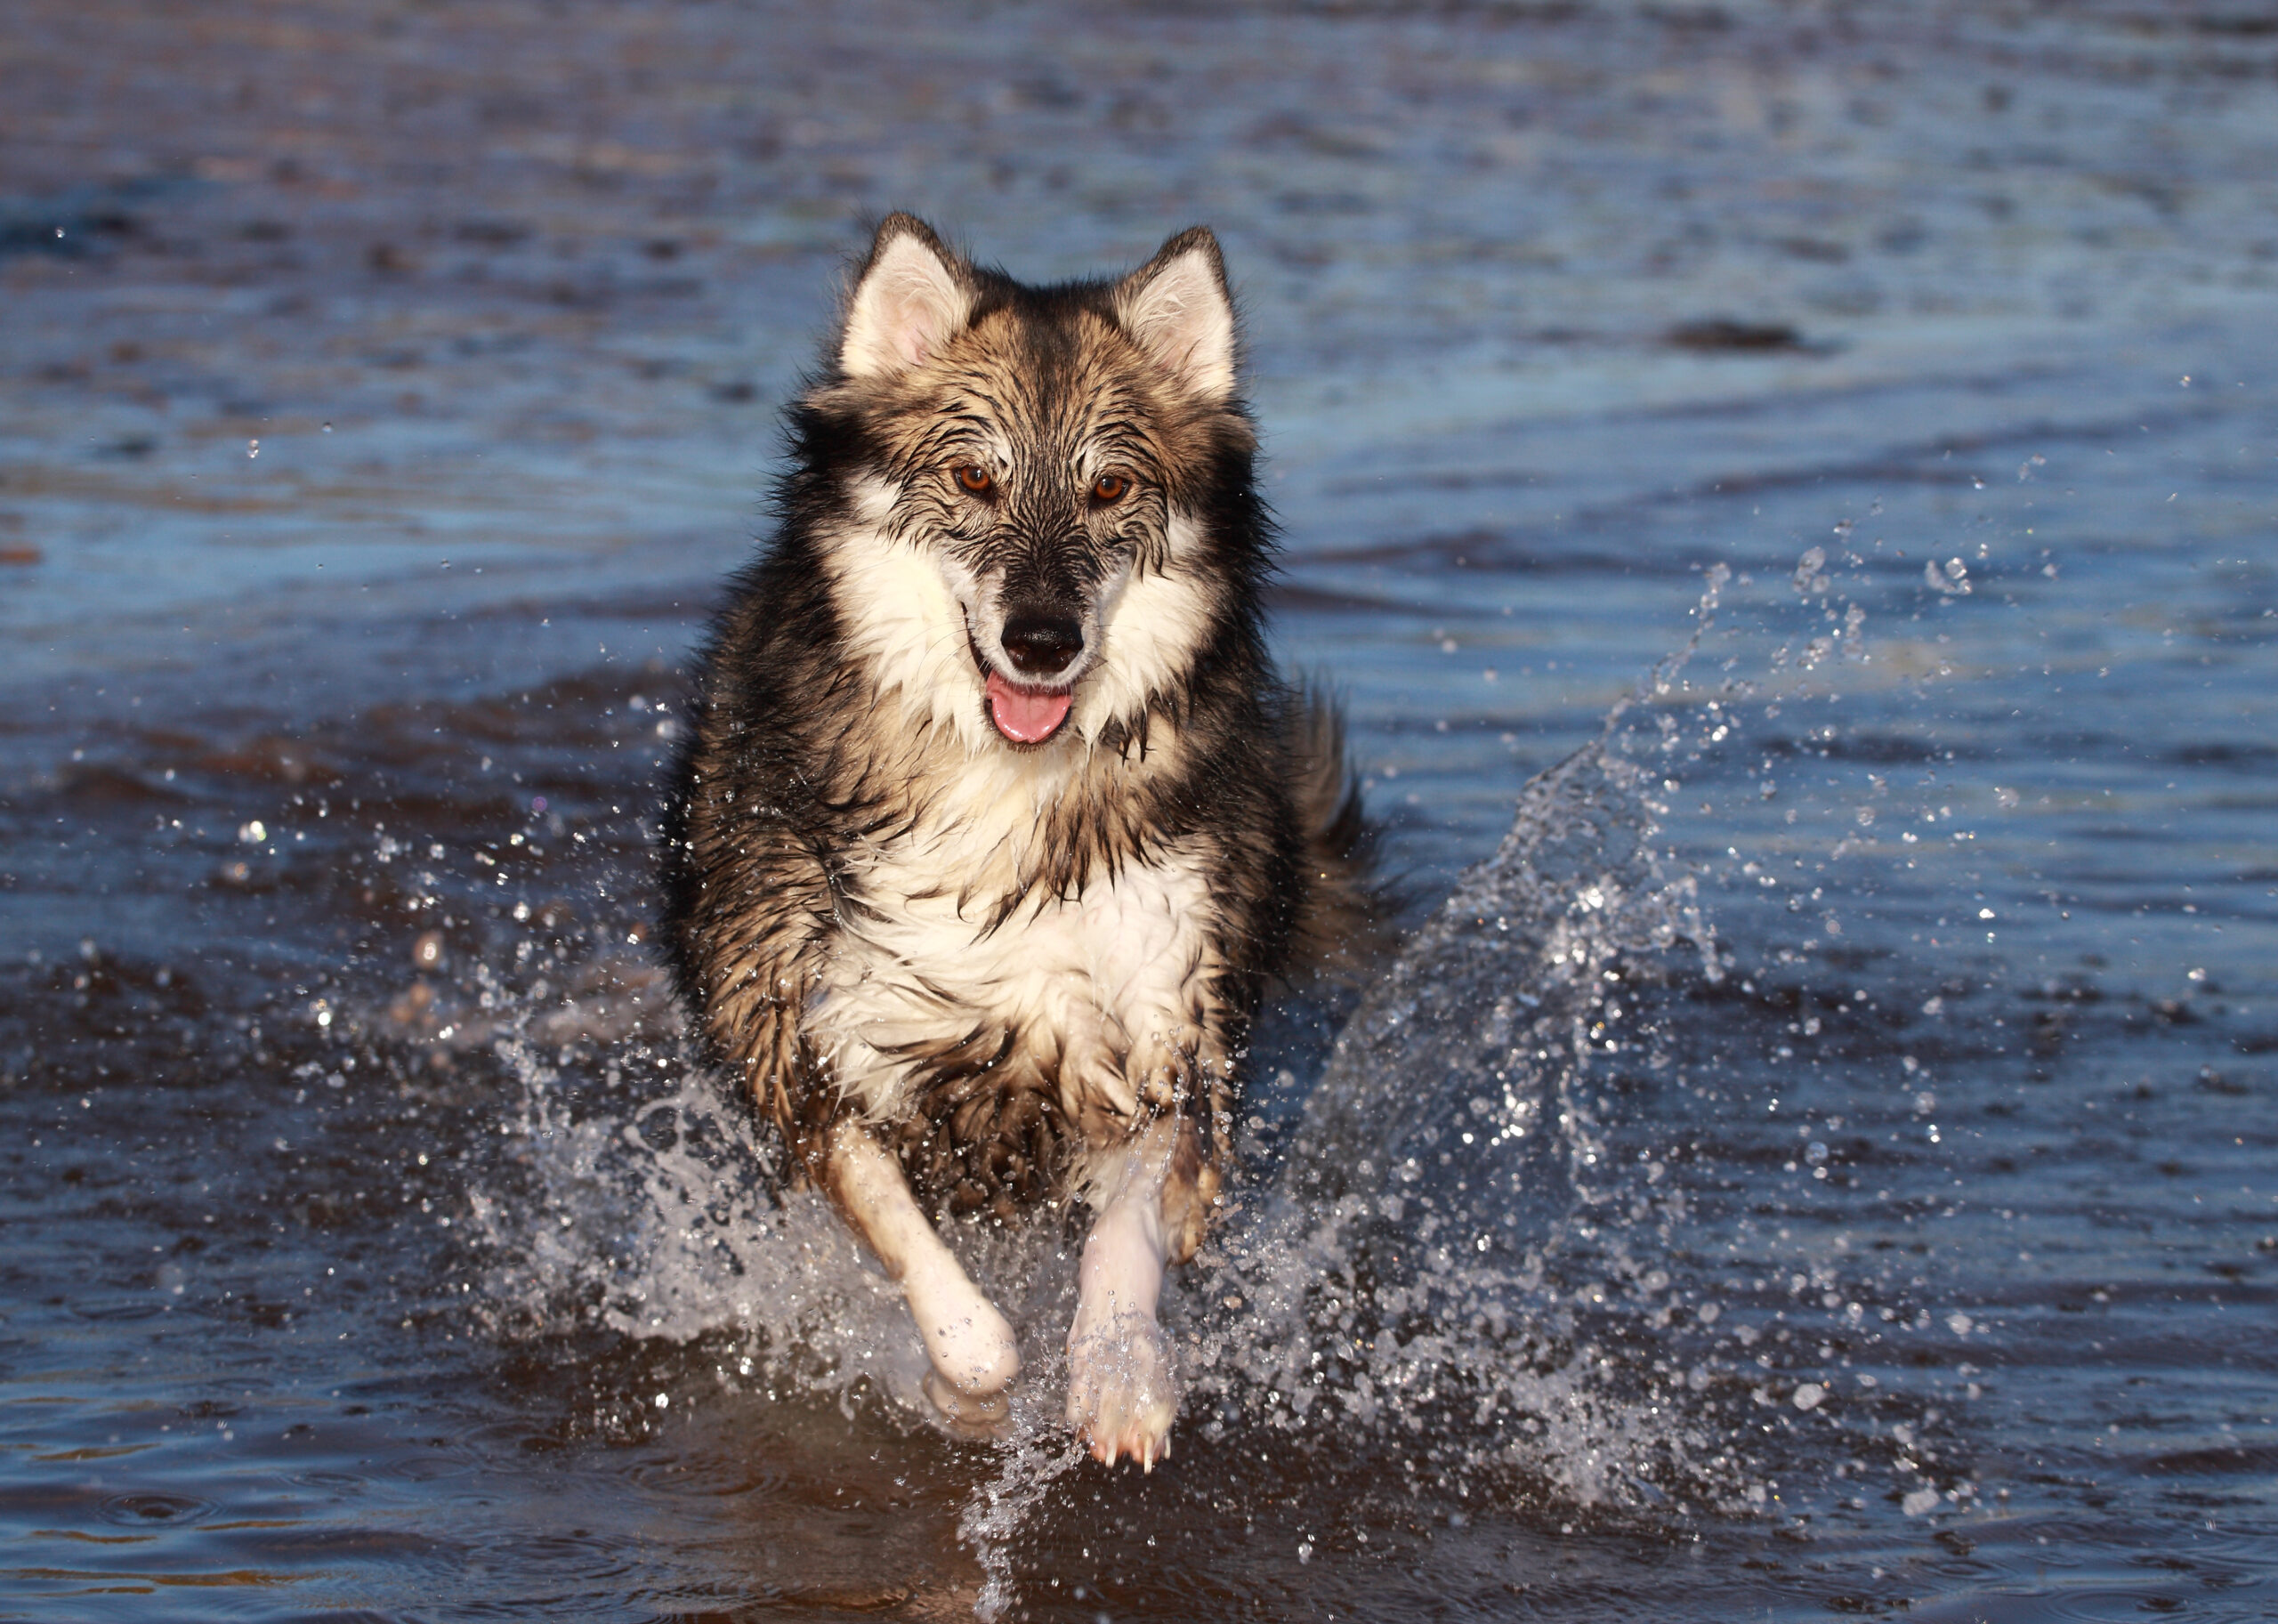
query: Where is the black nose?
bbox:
[1000,607,1084,679]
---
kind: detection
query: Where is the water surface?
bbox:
[3,3,2274,1618]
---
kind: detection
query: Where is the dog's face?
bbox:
[812,216,1247,753]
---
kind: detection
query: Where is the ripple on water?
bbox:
[95,1491,214,1527]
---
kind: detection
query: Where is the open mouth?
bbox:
[983,667,1073,745]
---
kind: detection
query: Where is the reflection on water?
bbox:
[3,2,2274,1619]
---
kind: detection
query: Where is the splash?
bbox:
[1172,565,1740,1513]
[466,1039,956,1416]
[957,1400,1090,1622]
[1285,562,1731,1207]
[437,547,1966,1595]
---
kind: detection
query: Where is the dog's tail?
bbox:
[1285,683,1391,981]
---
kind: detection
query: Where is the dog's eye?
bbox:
[1089,472,1128,504]
[955,465,994,495]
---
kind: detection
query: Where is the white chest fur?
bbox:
[807,799,1215,1133]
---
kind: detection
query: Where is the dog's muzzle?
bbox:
[982,603,1083,745]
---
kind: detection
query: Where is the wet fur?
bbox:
[657,215,1369,1450]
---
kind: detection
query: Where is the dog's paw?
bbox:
[1065,1311,1177,1470]
[922,1366,1014,1440]
[907,1287,1021,1443]
[910,1286,1020,1389]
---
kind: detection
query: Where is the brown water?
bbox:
[3,3,2274,1619]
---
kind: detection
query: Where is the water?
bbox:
[4,2,2274,1617]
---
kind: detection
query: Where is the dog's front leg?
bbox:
[823,1119,1022,1435]
[1065,1116,1184,1469]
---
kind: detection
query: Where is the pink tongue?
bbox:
[986,671,1072,743]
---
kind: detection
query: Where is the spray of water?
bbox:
[424,547,1962,1597]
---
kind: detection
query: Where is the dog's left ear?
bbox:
[1114,227,1237,407]
[841,214,973,382]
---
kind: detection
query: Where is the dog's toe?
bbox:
[1065,1312,1176,1468]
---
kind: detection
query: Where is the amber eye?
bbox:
[1090,472,1129,504]
[955,464,994,495]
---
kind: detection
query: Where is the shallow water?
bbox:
[3,2,2274,1618]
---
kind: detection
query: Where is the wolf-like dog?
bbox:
[658,214,1368,1467]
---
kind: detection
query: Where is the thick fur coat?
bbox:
[658,215,1366,1464]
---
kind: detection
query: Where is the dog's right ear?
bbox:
[839,214,973,382]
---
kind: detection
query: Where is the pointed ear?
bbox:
[839,214,973,381]
[1114,226,1237,406]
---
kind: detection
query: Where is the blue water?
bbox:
[2,3,2273,1618]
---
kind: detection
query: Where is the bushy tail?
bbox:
[1286,683,1391,982]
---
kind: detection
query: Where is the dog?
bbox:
[658,214,1369,1467]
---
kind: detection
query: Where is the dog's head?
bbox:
[806,214,1255,753]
